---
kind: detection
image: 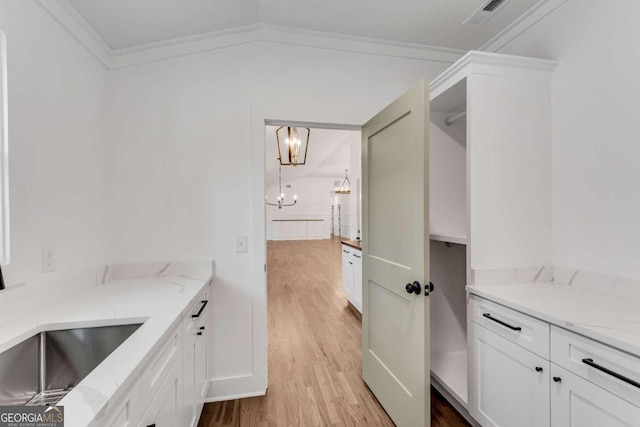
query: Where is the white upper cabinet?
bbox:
[429,51,556,275]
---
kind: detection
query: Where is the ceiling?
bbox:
[265,126,358,187]
[64,0,542,51]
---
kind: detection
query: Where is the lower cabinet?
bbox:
[468,295,640,427]
[341,244,362,312]
[550,365,640,427]
[139,355,183,427]
[469,321,550,427]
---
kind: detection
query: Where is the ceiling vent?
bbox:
[463,0,511,26]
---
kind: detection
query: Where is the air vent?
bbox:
[463,0,511,26]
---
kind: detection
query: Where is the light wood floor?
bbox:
[198,238,470,427]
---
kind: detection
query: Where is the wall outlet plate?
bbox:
[42,245,56,273]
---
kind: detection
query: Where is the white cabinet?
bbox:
[469,321,550,427]
[195,316,209,415]
[341,244,362,312]
[139,354,183,427]
[104,381,142,427]
[551,365,640,427]
[182,293,210,427]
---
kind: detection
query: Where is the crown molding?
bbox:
[36,0,566,70]
[36,1,465,70]
[430,50,557,99]
[480,0,569,52]
[36,0,112,67]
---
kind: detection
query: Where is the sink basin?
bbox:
[0,323,142,406]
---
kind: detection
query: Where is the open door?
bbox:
[362,80,430,427]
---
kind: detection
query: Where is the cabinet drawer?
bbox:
[551,326,640,407]
[140,324,182,409]
[469,295,549,358]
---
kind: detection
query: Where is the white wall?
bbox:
[266,176,336,239]
[107,41,452,399]
[0,1,109,286]
[497,1,640,278]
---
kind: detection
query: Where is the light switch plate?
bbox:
[235,235,248,253]
[42,245,56,273]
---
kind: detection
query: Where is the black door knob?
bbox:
[405,281,421,295]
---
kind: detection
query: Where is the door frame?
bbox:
[250,103,361,394]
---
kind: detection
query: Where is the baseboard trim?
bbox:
[431,376,480,427]
[206,373,267,402]
[205,389,266,403]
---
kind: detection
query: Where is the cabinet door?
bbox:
[551,365,640,427]
[342,256,354,296]
[183,337,197,427]
[352,260,362,312]
[195,318,209,415]
[104,381,141,427]
[469,322,550,427]
[139,355,182,427]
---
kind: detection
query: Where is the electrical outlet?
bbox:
[235,235,248,253]
[42,246,56,273]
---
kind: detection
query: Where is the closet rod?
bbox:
[444,110,466,126]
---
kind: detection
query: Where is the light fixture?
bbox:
[276,126,310,167]
[266,164,297,209]
[334,169,351,194]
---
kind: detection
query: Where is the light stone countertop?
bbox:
[467,281,640,358]
[0,261,213,427]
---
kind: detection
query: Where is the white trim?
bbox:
[480,0,569,53]
[0,32,9,265]
[34,1,466,70]
[35,0,112,67]
[430,50,557,100]
[205,390,266,403]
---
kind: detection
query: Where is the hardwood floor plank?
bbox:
[198,238,470,427]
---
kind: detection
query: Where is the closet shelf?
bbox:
[429,233,467,245]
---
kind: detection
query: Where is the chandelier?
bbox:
[334,169,351,194]
[276,126,310,167]
[266,164,297,209]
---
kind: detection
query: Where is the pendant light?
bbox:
[276,126,310,167]
[266,164,297,209]
[334,169,351,194]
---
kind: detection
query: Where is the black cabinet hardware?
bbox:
[405,281,421,295]
[353,254,361,258]
[343,250,349,253]
[553,376,562,383]
[147,424,156,427]
[191,300,209,318]
[582,358,640,389]
[349,261,353,265]
[197,332,203,336]
[199,326,205,330]
[482,313,522,331]
[535,367,543,372]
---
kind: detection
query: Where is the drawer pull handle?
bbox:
[482,313,522,331]
[343,250,350,253]
[191,300,209,318]
[535,367,543,372]
[353,254,361,258]
[197,332,203,336]
[553,376,562,383]
[582,358,640,389]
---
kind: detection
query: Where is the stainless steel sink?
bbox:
[0,323,142,406]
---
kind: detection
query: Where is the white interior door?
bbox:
[362,80,430,427]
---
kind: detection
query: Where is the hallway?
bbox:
[199,238,469,426]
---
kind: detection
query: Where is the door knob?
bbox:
[405,281,421,295]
